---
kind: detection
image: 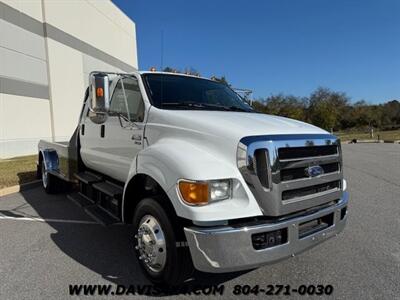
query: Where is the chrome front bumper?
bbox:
[184,192,349,273]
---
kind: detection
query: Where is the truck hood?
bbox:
[147,108,328,142]
[145,108,331,179]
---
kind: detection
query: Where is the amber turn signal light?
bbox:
[178,181,209,206]
[96,87,104,97]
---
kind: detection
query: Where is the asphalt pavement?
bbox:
[0,143,399,299]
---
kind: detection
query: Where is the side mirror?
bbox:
[88,73,110,124]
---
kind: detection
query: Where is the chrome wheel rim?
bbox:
[135,215,167,273]
[42,163,48,188]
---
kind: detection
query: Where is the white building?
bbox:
[0,0,138,158]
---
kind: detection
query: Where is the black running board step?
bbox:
[75,172,103,184]
[67,192,94,207]
[84,205,119,226]
[92,181,123,198]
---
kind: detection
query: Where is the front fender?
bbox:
[125,139,263,222]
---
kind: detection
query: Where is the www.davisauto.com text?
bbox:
[69,284,334,296]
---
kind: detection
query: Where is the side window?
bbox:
[109,77,145,122]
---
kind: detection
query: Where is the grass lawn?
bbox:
[336,129,400,141]
[0,155,38,189]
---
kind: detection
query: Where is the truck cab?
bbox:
[38,71,349,285]
[80,74,145,182]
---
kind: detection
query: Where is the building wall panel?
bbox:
[82,53,123,87]
[44,0,137,70]
[0,46,48,86]
[1,0,43,22]
[46,38,86,141]
[0,19,46,60]
[0,90,3,158]
[0,0,137,158]
[0,94,51,158]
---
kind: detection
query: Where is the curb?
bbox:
[383,140,400,144]
[342,140,379,144]
[343,140,400,144]
[0,180,42,197]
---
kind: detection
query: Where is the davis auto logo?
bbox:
[305,165,324,177]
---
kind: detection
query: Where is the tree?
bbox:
[183,67,201,76]
[308,87,349,131]
[382,100,400,127]
[255,94,308,121]
[252,98,268,113]
[211,75,230,86]
[163,67,178,73]
[162,66,200,76]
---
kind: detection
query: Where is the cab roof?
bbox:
[137,71,214,82]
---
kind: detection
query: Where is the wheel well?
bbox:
[123,174,176,224]
[38,151,43,164]
[37,151,44,178]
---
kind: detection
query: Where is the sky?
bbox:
[112,0,400,103]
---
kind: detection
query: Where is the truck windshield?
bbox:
[142,74,253,112]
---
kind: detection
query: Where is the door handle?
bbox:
[131,134,142,141]
[132,134,142,145]
[100,125,105,138]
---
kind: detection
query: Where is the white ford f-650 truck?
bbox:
[38,71,348,285]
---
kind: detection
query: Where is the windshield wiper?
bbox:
[162,102,253,112]
[225,105,253,112]
[199,103,253,112]
[161,102,207,109]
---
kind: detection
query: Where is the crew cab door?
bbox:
[81,75,145,182]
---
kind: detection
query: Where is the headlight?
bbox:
[178,179,232,206]
[209,180,231,201]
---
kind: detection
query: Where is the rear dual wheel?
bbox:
[41,162,57,194]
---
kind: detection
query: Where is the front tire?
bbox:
[132,197,193,285]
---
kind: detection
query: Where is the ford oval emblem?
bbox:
[305,165,324,177]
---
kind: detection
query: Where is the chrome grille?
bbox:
[282,180,341,201]
[280,162,340,181]
[238,134,343,216]
[278,145,338,160]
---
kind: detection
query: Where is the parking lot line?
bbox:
[0,214,99,225]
